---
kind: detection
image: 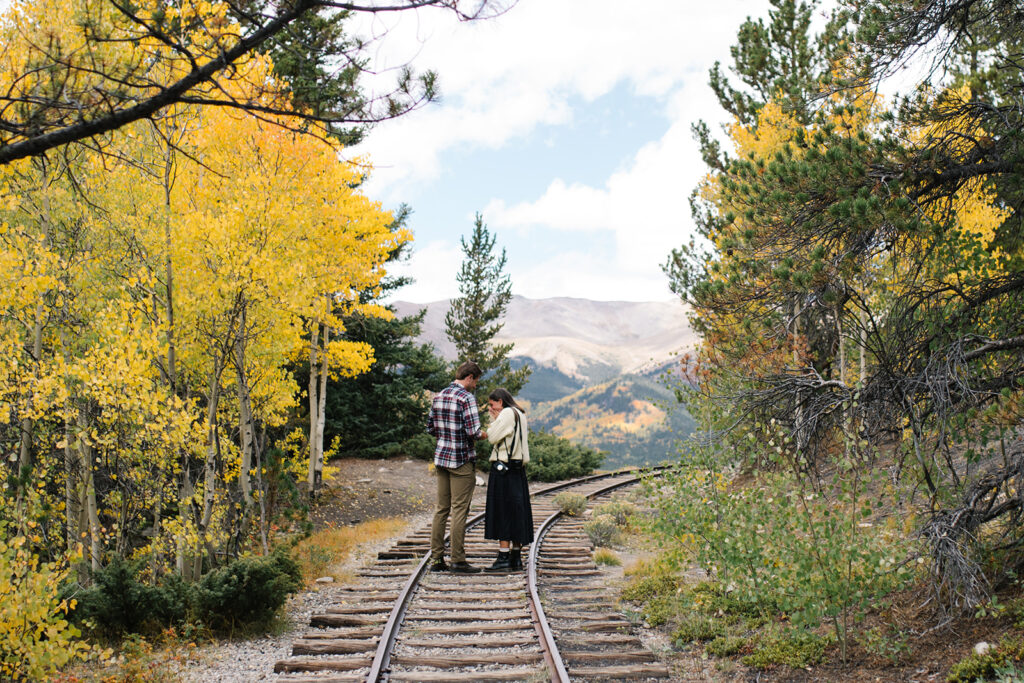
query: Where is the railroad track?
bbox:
[273,467,670,682]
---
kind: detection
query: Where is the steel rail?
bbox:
[366,465,667,682]
[528,467,668,683]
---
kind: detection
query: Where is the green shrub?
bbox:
[622,573,676,603]
[641,595,676,626]
[593,499,637,526]
[68,548,302,636]
[742,630,830,669]
[193,547,302,631]
[70,557,190,635]
[553,492,587,516]
[403,433,437,461]
[858,625,909,665]
[584,514,622,546]
[673,615,724,644]
[706,635,747,657]
[947,635,1024,683]
[527,430,604,482]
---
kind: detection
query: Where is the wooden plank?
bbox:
[294,627,382,639]
[398,635,537,648]
[411,601,526,611]
[569,663,671,679]
[391,653,543,667]
[309,613,383,627]
[561,650,658,663]
[578,619,632,632]
[416,590,525,600]
[404,611,531,622]
[274,675,364,683]
[558,633,636,646]
[291,639,378,656]
[408,622,535,634]
[273,656,373,673]
[545,610,626,620]
[387,666,544,681]
[323,605,392,615]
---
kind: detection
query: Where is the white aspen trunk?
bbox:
[237,306,254,509]
[193,358,223,577]
[307,322,321,492]
[63,408,79,553]
[19,171,55,497]
[255,427,269,555]
[78,407,101,572]
[62,333,81,557]
[315,325,329,487]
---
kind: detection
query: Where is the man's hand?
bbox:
[480,431,488,441]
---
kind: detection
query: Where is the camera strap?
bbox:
[503,409,522,463]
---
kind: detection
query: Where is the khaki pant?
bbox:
[430,461,476,564]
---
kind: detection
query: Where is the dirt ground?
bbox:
[308,457,441,529]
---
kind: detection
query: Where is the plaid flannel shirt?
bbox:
[427,382,482,469]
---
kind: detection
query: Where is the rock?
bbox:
[357,478,373,484]
[975,641,992,656]
[378,467,388,472]
[315,576,334,584]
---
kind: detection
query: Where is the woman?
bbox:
[484,388,534,571]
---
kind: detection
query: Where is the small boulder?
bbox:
[315,576,335,584]
[974,641,992,656]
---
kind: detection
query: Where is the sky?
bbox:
[349,0,785,304]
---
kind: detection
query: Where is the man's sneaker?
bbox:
[449,561,481,573]
[429,559,448,572]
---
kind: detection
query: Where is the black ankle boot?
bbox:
[487,551,512,571]
[509,548,523,570]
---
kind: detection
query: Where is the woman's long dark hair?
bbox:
[489,388,524,413]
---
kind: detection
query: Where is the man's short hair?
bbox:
[455,361,482,380]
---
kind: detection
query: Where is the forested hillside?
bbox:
[529,371,695,468]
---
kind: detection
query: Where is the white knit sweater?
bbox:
[487,407,529,463]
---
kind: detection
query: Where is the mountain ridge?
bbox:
[392,295,696,381]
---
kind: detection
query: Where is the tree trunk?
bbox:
[78,406,101,573]
[307,322,321,494]
[237,305,254,509]
[60,328,81,557]
[194,356,224,578]
[17,304,44,499]
[308,322,330,495]
[316,325,329,482]
[858,307,867,389]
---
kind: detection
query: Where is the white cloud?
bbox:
[360,0,774,302]
[356,0,770,198]
[386,240,463,303]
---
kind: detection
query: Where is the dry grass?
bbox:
[593,547,622,566]
[293,517,408,585]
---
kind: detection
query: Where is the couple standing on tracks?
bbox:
[426,360,535,573]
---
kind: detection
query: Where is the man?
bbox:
[427,361,486,573]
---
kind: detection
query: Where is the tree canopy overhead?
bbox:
[0,0,511,164]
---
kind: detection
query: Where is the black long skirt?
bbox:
[484,463,534,545]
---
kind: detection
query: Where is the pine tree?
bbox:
[445,213,530,398]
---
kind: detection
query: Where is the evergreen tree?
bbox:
[324,309,450,459]
[445,213,530,397]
